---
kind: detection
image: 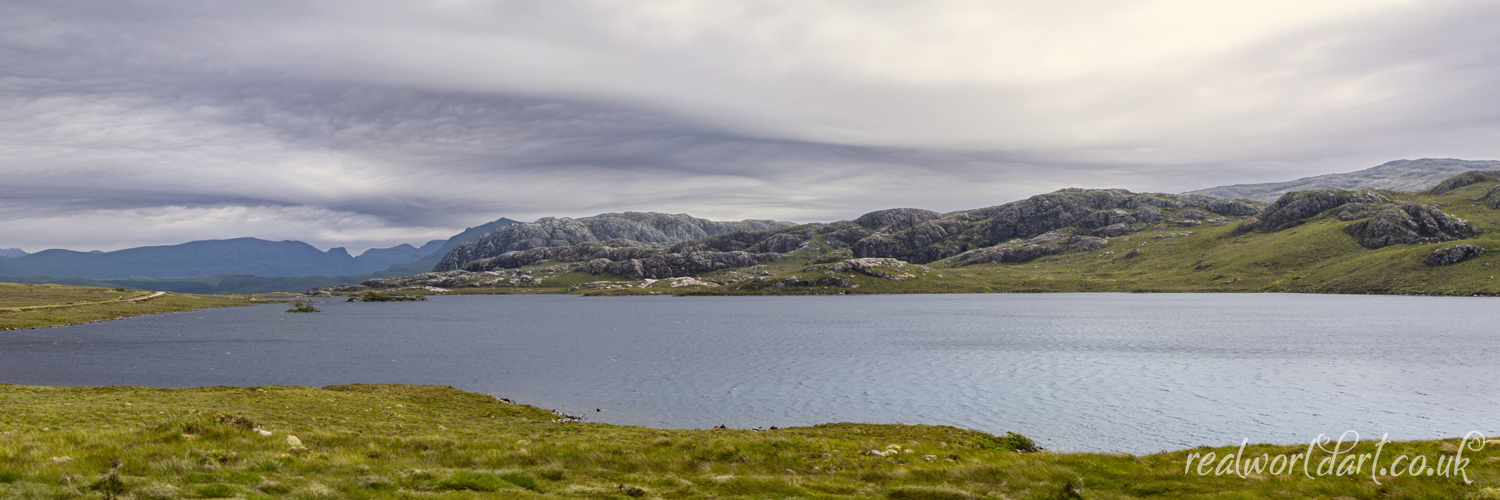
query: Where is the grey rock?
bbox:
[1203,200,1261,216]
[830,257,909,278]
[952,232,1109,266]
[1176,209,1209,220]
[1336,203,1376,221]
[1424,244,1485,265]
[1094,223,1135,237]
[854,208,943,233]
[1077,209,1134,228]
[1132,206,1164,223]
[1344,202,1479,249]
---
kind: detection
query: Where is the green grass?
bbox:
[0,283,256,330]
[0,384,1494,499]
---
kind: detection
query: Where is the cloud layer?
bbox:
[4,0,1500,253]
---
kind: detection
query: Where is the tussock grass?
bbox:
[0,384,1494,499]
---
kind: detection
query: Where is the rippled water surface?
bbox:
[2,293,1495,452]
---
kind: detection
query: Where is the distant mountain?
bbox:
[372,218,523,276]
[0,248,26,258]
[434,212,797,271]
[1186,158,1500,202]
[0,238,430,280]
[0,217,524,290]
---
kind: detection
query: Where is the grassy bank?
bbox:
[0,384,1493,499]
[0,283,255,330]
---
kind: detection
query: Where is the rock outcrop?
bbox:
[1477,185,1500,210]
[1424,244,1485,266]
[458,239,790,280]
[849,188,1257,264]
[435,212,796,271]
[1426,170,1500,195]
[1234,190,1390,233]
[1344,203,1480,249]
[1203,200,1260,216]
[853,208,944,233]
[950,233,1108,266]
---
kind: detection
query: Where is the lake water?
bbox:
[1,293,1494,453]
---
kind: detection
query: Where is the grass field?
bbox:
[0,384,1493,499]
[0,283,255,330]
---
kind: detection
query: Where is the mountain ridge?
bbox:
[1186,158,1500,202]
[0,217,522,283]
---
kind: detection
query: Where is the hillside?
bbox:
[1185,158,1500,202]
[433,212,797,271]
[322,171,1500,298]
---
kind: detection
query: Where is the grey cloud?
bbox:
[2,0,1500,253]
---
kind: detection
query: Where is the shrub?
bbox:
[285,300,321,313]
[996,431,1042,452]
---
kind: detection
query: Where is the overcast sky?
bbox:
[4,0,1500,253]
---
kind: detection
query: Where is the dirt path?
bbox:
[0,291,169,312]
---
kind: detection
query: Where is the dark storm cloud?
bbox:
[2,0,1500,252]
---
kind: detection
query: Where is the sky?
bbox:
[4,0,1500,254]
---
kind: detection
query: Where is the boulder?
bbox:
[1424,244,1485,265]
[1094,223,1134,237]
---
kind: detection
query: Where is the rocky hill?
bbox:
[424,190,1258,279]
[433,212,797,271]
[327,171,1499,297]
[1186,158,1500,202]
